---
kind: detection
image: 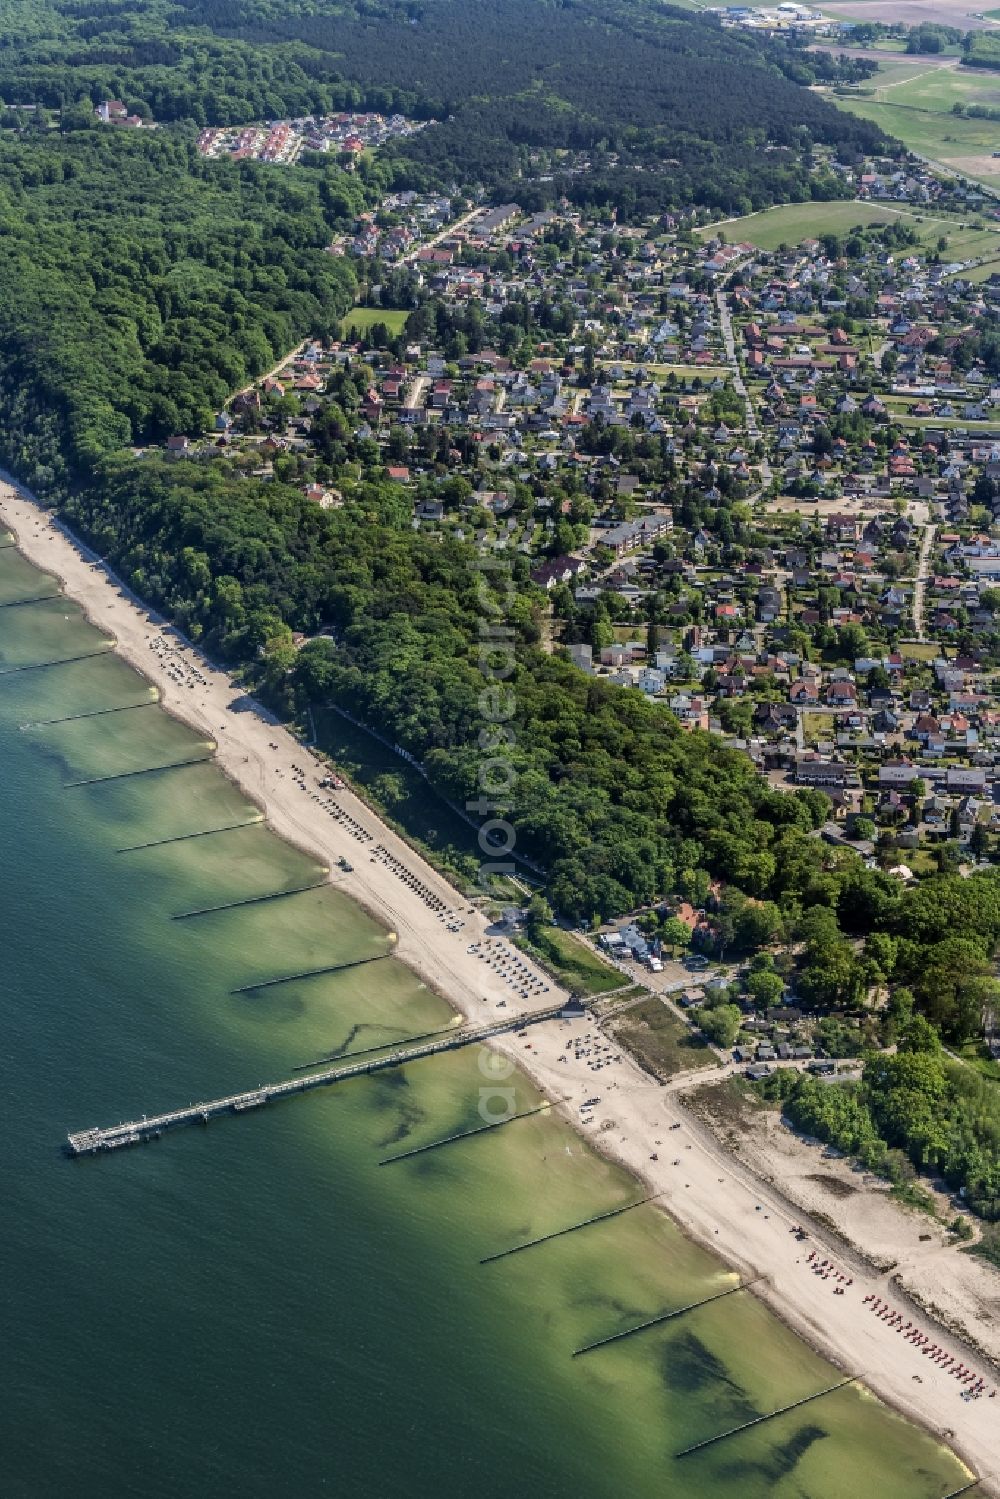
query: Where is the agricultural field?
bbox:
[341,307,410,338]
[827,59,1000,189]
[820,0,1000,28]
[838,97,1000,187]
[703,198,1000,257]
[868,64,1000,113]
[860,57,950,84]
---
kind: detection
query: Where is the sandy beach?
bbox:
[3,472,999,1491]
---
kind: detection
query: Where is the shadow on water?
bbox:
[710,1421,829,1490]
[661,1326,757,1407]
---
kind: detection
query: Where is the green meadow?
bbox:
[702,199,1000,257]
[828,62,1000,190]
[341,306,410,337]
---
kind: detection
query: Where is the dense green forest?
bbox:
[962,32,1000,71]
[0,0,885,215]
[60,451,833,922]
[761,1019,1000,1221]
[0,0,890,929]
[0,131,368,474]
[0,0,993,1227]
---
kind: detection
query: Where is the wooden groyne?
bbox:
[573,1278,760,1357]
[481,1194,662,1265]
[378,1099,558,1165]
[26,700,158,729]
[66,1001,575,1157]
[0,647,111,677]
[674,1376,858,1459]
[232,951,391,994]
[291,1019,463,1072]
[172,880,328,921]
[118,819,263,854]
[939,1481,981,1499]
[0,592,60,609]
[65,755,213,788]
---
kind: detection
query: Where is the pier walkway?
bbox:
[66,999,578,1156]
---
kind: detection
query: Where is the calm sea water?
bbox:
[0,545,967,1499]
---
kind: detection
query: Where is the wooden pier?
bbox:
[66,1001,578,1157]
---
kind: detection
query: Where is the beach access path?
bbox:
[2,475,998,1492]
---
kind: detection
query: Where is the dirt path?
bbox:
[914,521,937,641]
[229,341,307,405]
[877,59,960,94]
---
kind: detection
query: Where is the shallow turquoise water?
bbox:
[0,549,967,1499]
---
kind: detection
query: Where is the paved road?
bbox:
[400,206,481,264]
[716,272,771,489]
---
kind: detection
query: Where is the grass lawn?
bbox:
[899,640,939,661]
[955,1039,1000,1083]
[870,66,1000,115]
[517,926,625,995]
[899,848,939,876]
[341,307,410,338]
[612,997,716,1080]
[800,711,833,744]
